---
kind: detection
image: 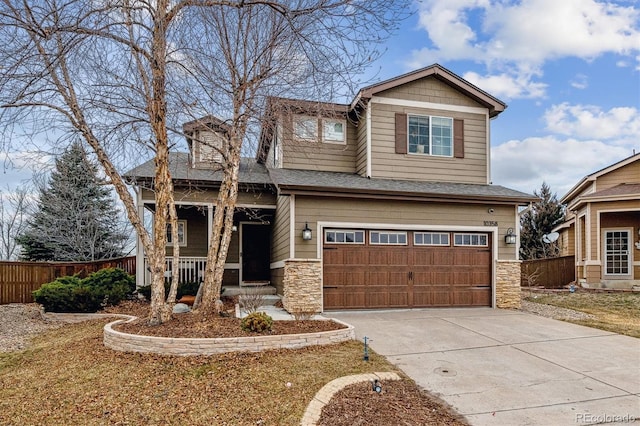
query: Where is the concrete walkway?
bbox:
[326,308,640,426]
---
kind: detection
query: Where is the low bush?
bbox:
[241,312,273,333]
[136,281,200,301]
[33,268,135,313]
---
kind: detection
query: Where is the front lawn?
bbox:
[0,319,392,425]
[524,291,640,338]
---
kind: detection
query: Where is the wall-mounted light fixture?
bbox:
[231,225,238,232]
[505,228,517,244]
[302,222,312,241]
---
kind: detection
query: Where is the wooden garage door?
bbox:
[323,230,492,309]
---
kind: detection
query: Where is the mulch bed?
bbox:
[108,300,347,338]
[318,380,468,426]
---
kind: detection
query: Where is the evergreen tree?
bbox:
[519,182,565,260]
[17,143,128,261]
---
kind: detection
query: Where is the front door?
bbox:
[603,229,631,278]
[241,224,271,283]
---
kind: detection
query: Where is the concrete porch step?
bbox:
[222,285,277,297]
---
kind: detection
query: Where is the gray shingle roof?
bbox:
[124,152,273,186]
[269,168,536,203]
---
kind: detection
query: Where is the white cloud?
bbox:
[491,136,633,196]
[408,0,640,99]
[463,70,547,99]
[569,74,588,90]
[544,103,640,140]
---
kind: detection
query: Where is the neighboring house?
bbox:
[125,64,536,312]
[555,153,640,289]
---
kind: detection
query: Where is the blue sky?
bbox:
[363,0,640,196]
[1,0,639,200]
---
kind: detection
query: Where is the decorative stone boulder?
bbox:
[173,303,190,314]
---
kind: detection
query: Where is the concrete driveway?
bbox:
[326,308,640,426]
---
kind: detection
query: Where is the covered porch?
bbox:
[136,201,276,290]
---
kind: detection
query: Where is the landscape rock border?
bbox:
[103,316,355,356]
[300,371,402,426]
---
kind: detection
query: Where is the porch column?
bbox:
[135,192,145,287]
[207,204,213,246]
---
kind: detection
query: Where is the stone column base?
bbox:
[282,259,322,314]
[496,260,522,309]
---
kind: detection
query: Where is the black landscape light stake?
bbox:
[372,379,382,393]
[363,336,370,361]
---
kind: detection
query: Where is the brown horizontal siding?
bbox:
[166,208,208,257]
[356,114,367,175]
[376,77,485,108]
[271,195,291,262]
[369,102,487,183]
[142,188,276,206]
[294,196,517,260]
[281,117,357,173]
[596,162,640,190]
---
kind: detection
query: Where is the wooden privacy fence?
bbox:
[521,255,575,289]
[0,256,136,304]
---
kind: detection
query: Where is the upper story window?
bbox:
[293,115,346,144]
[293,116,318,140]
[322,119,345,144]
[197,130,224,164]
[408,115,453,156]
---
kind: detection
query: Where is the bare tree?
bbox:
[0,0,410,323]
[0,185,30,260]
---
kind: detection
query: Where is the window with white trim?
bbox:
[322,119,346,144]
[370,231,407,245]
[408,114,453,156]
[414,232,450,246]
[325,229,364,244]
[293,116,318,140]
[453,233,488,247]
[166,220,187,246]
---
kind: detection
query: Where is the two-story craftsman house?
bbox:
[126,64,536,312]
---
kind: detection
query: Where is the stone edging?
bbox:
[103,317,355,356]
[300,371,402,426]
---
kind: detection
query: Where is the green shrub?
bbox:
[136,281,200,301]
[241,312,273,333]
[33,268,135,313]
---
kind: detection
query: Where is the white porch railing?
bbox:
[143,257,207,287]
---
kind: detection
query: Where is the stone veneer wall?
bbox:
[496,260,522,309]
[282,259,322,313]
[104,317,355,356]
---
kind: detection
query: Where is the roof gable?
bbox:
[351,64,506,118]
[561,152,640,203]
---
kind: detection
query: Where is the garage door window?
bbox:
[414,232,450,246]
[454,233,488,246]
[370,231,407,245]
[325,230,364,244]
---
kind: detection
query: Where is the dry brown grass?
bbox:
[0,318,446,425]
[524,291,640,338]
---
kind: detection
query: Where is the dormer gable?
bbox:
[183,115,230,168]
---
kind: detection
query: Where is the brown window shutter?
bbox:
[395,113,407,154]
[454,118,464,158]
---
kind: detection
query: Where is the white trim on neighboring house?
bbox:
[601,226,634,280]
[289,195,296,259]
[370,96,489,116]
[366,102,372,177]
[586,205,592,262]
